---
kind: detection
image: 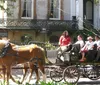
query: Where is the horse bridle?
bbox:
[0,42,10,58]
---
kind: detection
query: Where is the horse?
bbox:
[0,40,46,85]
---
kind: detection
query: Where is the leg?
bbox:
[38,62,46,82]
[28,63,39,83]
[2,65,6,85]
[79,52,86,62]
[34,66,39,83]
[6,66,11,85]
[10,75,17,83]
[20,63,28,84]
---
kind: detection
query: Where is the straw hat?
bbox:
[87,36,93,40]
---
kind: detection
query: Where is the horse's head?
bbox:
[0,40,9,50]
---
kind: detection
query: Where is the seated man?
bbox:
[74,35,84,49]
[69,35,84,61]
[93,35,100,61]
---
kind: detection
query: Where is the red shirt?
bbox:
[59,35,71,46]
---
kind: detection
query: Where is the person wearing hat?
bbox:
[80,36,94,62]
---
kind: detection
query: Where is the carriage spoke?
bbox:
[50,69,63,82]
[63,66,80,84]
[85,66,100,80]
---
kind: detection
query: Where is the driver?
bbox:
[57,30,72,54]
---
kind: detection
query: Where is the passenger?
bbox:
[57,30,72,54]
[80,36,94,62]
[93,35,100,50]
[74,35,84,49]
[94,35,100,61]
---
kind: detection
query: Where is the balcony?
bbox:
[0,19,78,31]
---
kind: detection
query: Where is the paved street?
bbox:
[78,78,100,85]
[0,77,100,85]
[0,67,100,85]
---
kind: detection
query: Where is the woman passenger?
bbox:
[57,30,72,53]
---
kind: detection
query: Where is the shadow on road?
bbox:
[78,81,100,85]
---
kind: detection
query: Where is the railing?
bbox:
[0,19,78,31]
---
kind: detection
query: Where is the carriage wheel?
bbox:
[85,66,100,80]
[50,69,63,82]
[63,66,80,84]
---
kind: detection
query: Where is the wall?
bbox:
[36,0,48,19]
[94,2,100,29]
[63,0,71,20]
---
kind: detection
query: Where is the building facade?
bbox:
[0,0,99,44]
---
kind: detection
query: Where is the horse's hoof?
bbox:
[16,81,21,84]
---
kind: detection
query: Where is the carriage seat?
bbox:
[69,44,81,61]
[57,44,81,63]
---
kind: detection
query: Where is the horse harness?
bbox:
[0,42,10,58]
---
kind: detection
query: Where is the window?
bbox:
[49,0,61,20]
[21,0,34,19]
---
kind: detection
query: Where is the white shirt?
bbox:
[94,40,100,47]
[75,40,84,48]
[81,41,94,51]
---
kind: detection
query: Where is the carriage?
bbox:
[28,41,100,84]
[0,40,100,85]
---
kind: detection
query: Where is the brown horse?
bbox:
[0,40,46,85]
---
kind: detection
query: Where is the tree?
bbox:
[0,0,16,15]
[94,0,99,4]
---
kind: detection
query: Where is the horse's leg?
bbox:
[2,65,6,84]
[38,63,46,82]
[6,66,11,85]
[6,67,18,85]
[34,65,39,83]
[35,66,40,83]
[20,63,28,84]
[28,63,39,83]
[10,74,17,83]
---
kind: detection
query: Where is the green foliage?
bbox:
[0,80,6,85]
[21,34,32,44]
[0,80,76,85]
[94,0,99,4]
[45,41,56,50]
[39,81,74,85]
[0,0,16,16]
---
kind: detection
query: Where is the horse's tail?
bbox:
[40,47,52,65]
